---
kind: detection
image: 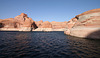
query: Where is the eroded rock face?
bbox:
[65,8,100,39]
[0,13,37,31]
[0,18,19,28]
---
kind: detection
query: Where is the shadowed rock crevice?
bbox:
[31,22,38,31]
[0,23,4,28]
[85,30,100,39]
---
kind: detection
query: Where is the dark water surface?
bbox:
[0,31,100,58]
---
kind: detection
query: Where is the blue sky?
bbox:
[0,0,100,22]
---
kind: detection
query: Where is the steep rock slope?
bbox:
[65,8,100,39]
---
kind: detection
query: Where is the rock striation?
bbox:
[66,18,77,29]
[64,8,100,39]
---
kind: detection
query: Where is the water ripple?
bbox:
[0,31,100,58]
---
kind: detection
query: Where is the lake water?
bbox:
[0,31,100,58]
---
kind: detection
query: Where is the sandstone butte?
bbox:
[0,13,37,31]
[64,8,100,39]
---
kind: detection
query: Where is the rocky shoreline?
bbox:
[0,8,100,39]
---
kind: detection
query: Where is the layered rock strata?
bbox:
[64,8,100,39]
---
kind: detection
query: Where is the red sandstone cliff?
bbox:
[65,8,100,39]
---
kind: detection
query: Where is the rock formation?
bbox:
[33,21,67,31]
[39,21,52,28]
[0,13,68,31]
[51,21,67,29]
[0,13,37,31]
[1,8,100,39]
[33,21,52,31]
[64,8,100,39]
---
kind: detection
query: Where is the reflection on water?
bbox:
[0,31,100,58]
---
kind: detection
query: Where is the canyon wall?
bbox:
[64,8,100,39]
[1,8,100,39]
[0,13,67,31]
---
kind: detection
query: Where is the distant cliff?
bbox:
[34,21,67,31]
[0,13,67,31]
